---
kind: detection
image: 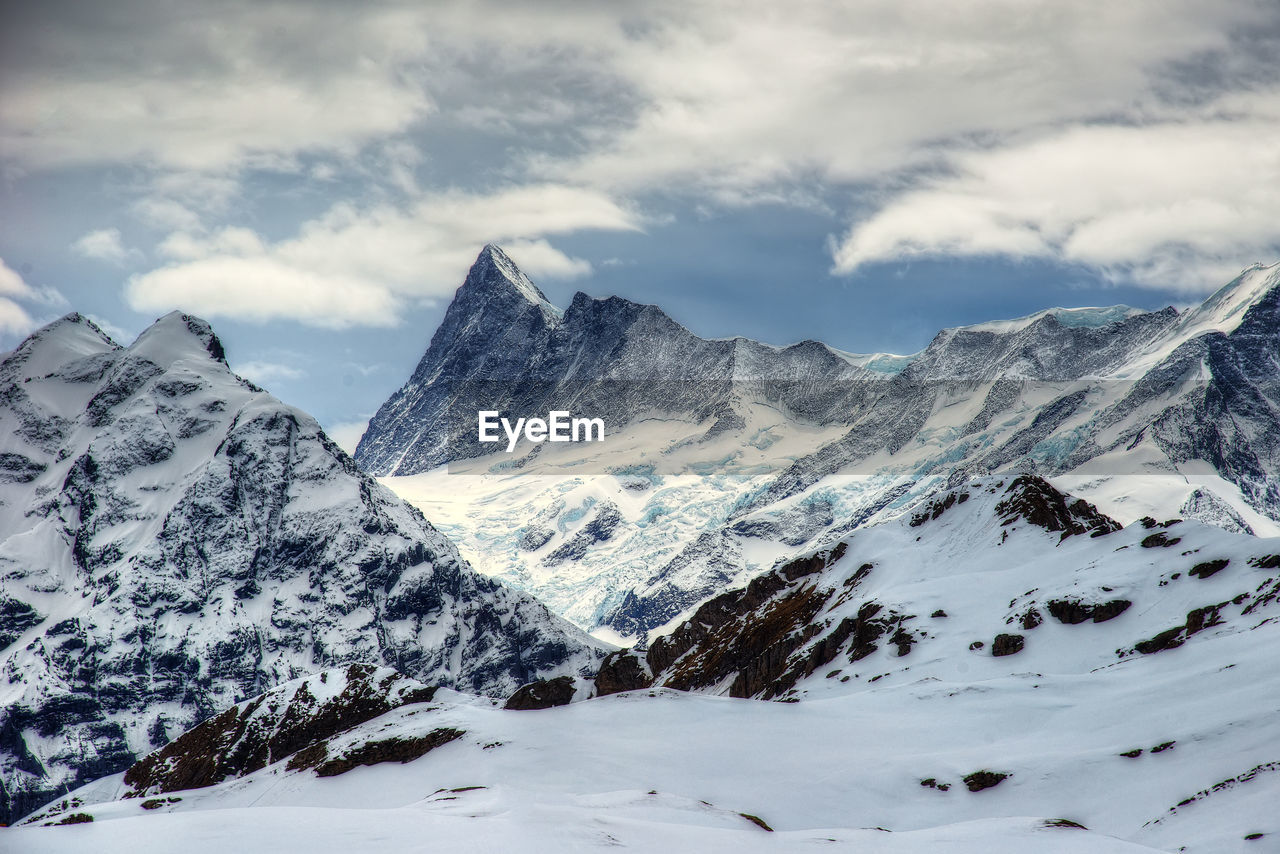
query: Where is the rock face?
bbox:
[357,249,1280,644]
[354,244,873,476]
[503,675,578,710]
[0,312,606,825]
[120,664,437,797]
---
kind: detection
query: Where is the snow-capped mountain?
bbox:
[16,477,1280,852]
[0,312,606,825]
[363,249,1280,643]
[354,243,874,476]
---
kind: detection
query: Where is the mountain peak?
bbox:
[20,311,116,349]
[2,312,119,382]
[1173,261,1280,339]
[462,244,562,321]
[128,310,228,366]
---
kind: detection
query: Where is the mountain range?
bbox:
[360,247,1280,642]
[4,245,1279,851]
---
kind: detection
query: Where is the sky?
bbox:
[2,0,1279,450]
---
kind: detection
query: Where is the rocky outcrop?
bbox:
[122,665,436,796]
[1046,598,1132,624]
[993,476,1120,541]
[594,651,653,697]
[593,542,919,701]
[504,676,578,710]
[992,634,1025,656]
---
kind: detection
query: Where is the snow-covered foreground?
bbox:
[4,809,1159,853]
[12,611,1277,852]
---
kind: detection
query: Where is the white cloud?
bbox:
[84,314,136,346]
[72,228,136,264]
[125,184,643,327]
[832,89,1280,290]
[0,257,33,299]
[323,418,372,455]
[132,198,204,233]
[6,0,1280,297]
[236,360,307,386]
[0,257,39,336]
[499,239,593,280]
[533,0,1264,197]
[0,4,433,172]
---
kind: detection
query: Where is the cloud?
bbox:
[0,257,39,336]
[499,239,594,280]
[125,184,643,327]
[0,2,433,172]
[323,419,372,455]
[72,228,137,264]
[831,88,1280,290]
[533,1,1268,197]
[0,257,67,340]
[6,0,1280,299]
[84,314,137,345]
[235,360,307,386]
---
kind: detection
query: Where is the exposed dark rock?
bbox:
[123,665,438,796]
[543,502,623,566]
[992,634,1024,656]
[1135,602,1229,655]
[963,770,1009,792]
[0,597,42,650]
[994,476,1120,541]
[1135,627,1186,655]
[1047,598,1131,624]
[594,651,653,697]
[910,491,969,527]
[1185,605,1224,634]
[618,542,900,701]
[1090,600,1132,623]
[314,729,465,777]
[1141,532,1182,549]
[504,676,577,710]
[520,525,554,551]
[1189,559,1230,579]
